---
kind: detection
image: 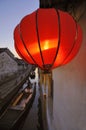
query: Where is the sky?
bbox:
[0,0,39,57]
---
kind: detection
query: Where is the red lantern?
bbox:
[14,8,82,71]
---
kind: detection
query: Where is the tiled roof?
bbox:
[0,48,14,57]
[0,47,16,62]
[0,48,8,53]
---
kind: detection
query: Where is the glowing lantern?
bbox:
[14,8,82,71]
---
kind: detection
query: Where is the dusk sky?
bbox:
[0,0,39,57]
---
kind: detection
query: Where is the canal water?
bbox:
[18,68,44,130]
[18,81,42,130]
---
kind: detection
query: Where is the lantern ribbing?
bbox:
[14,8,82,71]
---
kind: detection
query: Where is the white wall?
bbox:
[52,12,86,130]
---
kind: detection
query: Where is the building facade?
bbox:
[0,48,30,82]
[39,1,86,130]
[0,48,18,75]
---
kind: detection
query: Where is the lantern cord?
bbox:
[62,22,78,65]
[36,9,45,69]
[51,9,61,68]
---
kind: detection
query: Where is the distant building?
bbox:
[15,58,30,71]
[0,48,31,81]
[0,48,18,75]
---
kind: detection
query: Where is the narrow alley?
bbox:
[18,83,43,130]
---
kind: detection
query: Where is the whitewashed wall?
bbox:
[52,12,86,130]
